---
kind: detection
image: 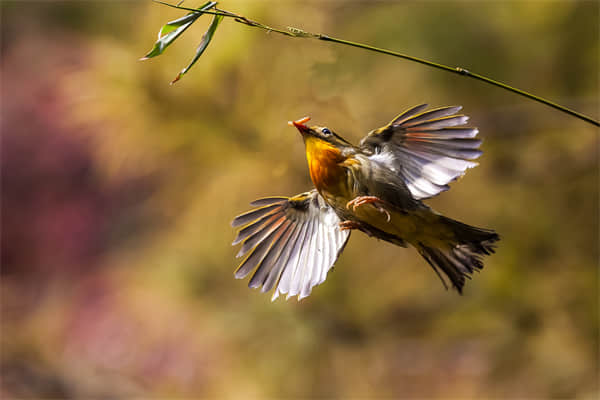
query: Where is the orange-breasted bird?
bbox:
[231,104,499,300]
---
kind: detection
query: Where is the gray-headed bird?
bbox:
[231,104,499,300]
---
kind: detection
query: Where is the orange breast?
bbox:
[304,137,345,191]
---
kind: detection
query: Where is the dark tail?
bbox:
[417,216,499,294]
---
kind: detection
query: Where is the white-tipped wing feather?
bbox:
[360,104,482,200]
[231,190,350,301]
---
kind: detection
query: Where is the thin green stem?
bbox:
[318,35,599,127]
[154,1,599,127]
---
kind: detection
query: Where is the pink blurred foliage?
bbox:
[1,35,154,313]
[0,34,215,397]
[60,276,211,394]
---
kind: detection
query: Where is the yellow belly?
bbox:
[325,191,453,249]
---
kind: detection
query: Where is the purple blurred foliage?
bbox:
[58,276,210,395]
[0,39,156,315]
[0,38,215,397]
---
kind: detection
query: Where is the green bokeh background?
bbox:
[2,1,598,398]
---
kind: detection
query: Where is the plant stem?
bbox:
[153,0,599,127]
[317,35,599,127]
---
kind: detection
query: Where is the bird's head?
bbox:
[288,116,351,190]
[288,117,352,149]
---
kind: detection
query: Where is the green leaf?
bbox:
[140,1,217,61]
[170,13,223,84]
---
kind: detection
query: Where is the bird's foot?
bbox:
[339,220,363,231]
[345,196,391,222]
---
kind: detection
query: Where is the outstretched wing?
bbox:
[231,190,350,301]
[359,104,482,200]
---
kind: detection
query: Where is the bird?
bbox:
[231,104,499,301]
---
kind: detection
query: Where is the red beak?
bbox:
[288,116,311,133]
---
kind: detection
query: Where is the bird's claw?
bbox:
[339,220,362,231]
[345,196,391,223]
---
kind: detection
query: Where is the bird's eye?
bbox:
[322,128,331,135]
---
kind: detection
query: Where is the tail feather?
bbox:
[417,217,499,294]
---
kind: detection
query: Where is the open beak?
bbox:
[288,116,311,134]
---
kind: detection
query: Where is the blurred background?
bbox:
[1,0,598,398]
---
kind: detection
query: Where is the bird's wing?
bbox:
[359,104,482,200]
[231,189,350,301]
